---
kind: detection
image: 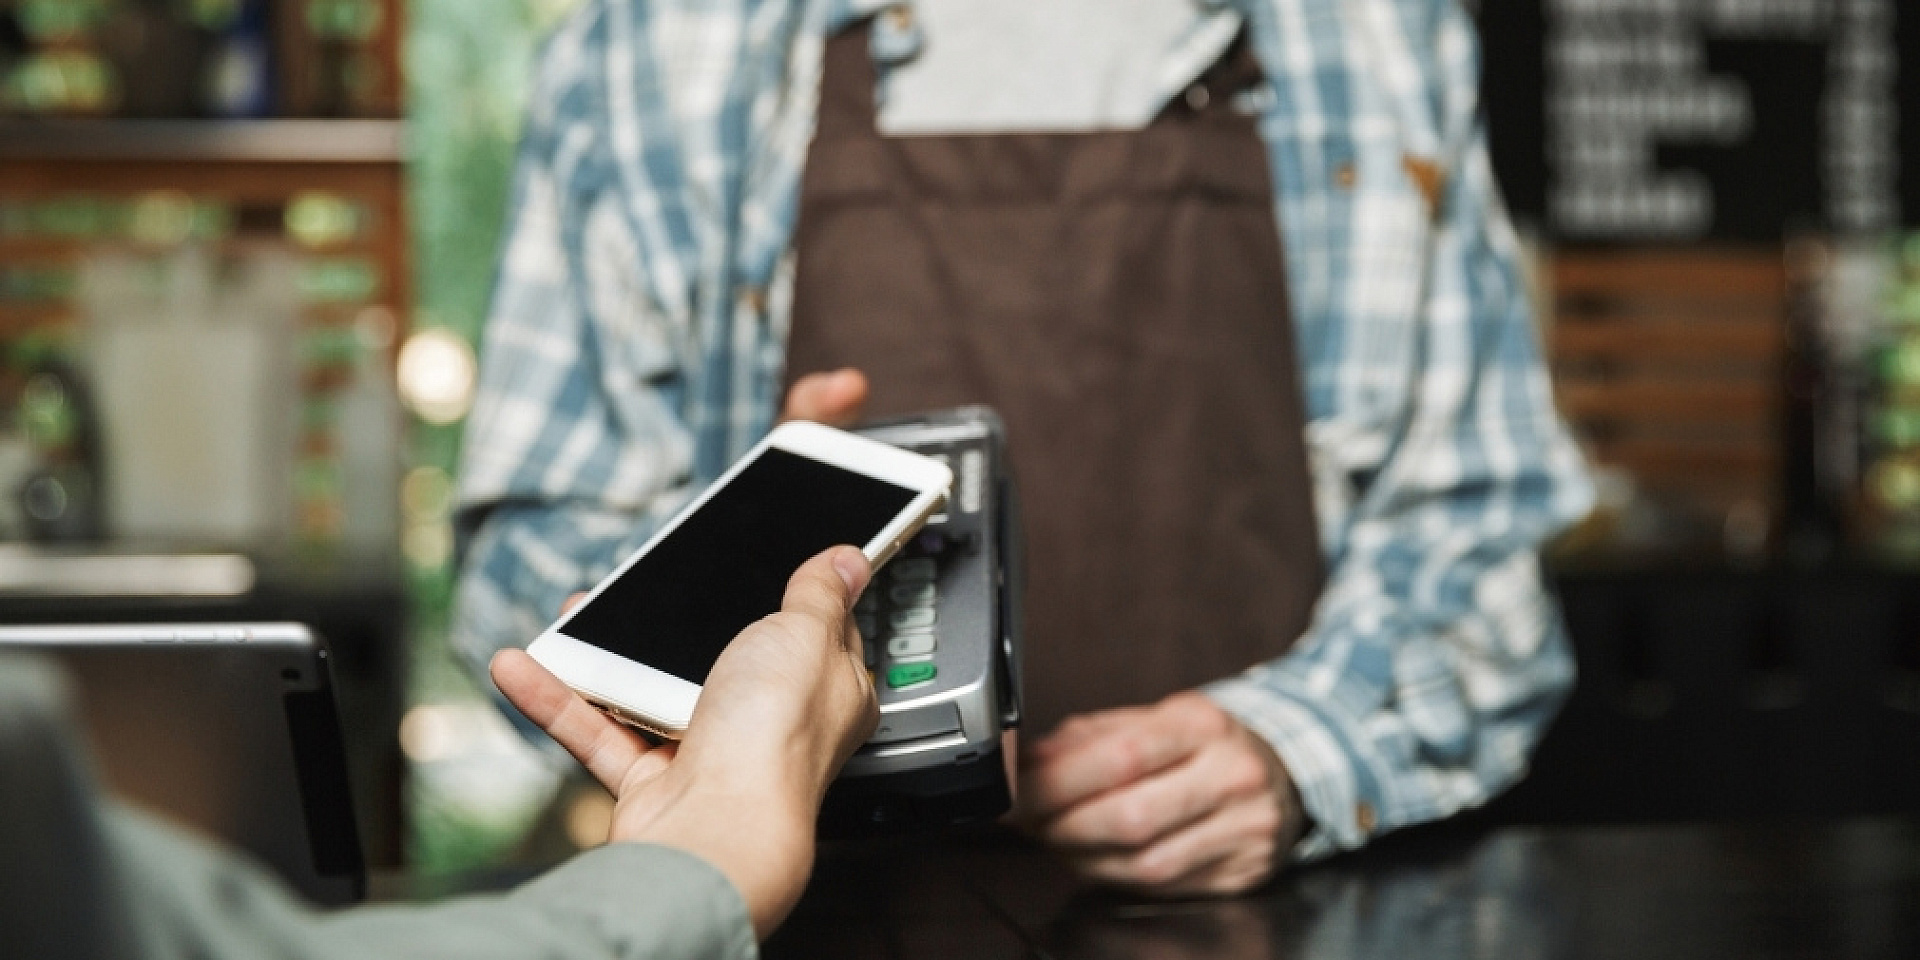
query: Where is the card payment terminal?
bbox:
[821,407,1024,834]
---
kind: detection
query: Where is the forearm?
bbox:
[611,765,818,940]
[1207,545,1578,859]
[315,843,758,960]
[93,805,755,960]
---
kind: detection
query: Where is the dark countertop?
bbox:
[767,818,1920,959]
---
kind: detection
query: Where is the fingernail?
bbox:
[831,547,869,601]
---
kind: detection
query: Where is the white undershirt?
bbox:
[874,0,1243,135]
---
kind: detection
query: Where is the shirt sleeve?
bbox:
[308,843,758,960]
[1205,6,1593,861]
[0,656,146,960]
[0,654,757,960]
[451,12,699,676]
[102,805,757,960]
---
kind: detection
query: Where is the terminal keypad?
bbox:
[858,535,944,691]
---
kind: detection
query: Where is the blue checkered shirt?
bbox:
[453,0,1594,861]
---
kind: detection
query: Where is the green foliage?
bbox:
[403,0,585,875]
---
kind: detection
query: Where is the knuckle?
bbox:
[1206,868,1258,896]
[747,612,794,644]
[1130,851,1185,886]
[1225,750,1271,796]
[1107,734,1148,783]
[1109,800,1159,846]
[794,581,844,618]
[1243,835,1276,869]
[769,610,826,641]
[1046,816,1095,848]
[1167,692,1229,737]
[1242,851,1280,889]
[1197,702,1235,738]
[1248,802,1282,838]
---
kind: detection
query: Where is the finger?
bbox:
[1070,795,1282,894]
[561,592,586,614]
[780,368,869,427]
[1041,737,1263,848]
[1018,711,1214,819]
[622,740,679,794]
[777,546,870,640]
[1023,709,1136,767]
[491,649,653,793]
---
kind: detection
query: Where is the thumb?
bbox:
[780,368,869,427]
[779,546,870,645]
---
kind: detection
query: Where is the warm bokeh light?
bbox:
[395,327,477,424]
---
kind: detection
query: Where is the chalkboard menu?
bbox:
[1479,0,1916,243]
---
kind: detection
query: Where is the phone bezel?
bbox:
[526,421,953,737]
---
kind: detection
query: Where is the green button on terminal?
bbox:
[886,662,937,689]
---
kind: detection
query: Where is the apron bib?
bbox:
[787,23,1324,733]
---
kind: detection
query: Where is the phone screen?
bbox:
[561,447,919,683]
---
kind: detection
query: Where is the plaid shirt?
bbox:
[454,0,1594,861]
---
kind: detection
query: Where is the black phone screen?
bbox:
[561,447,918,683]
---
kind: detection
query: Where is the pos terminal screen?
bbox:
[560,447,916,683]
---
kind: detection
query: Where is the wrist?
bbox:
[616,764,818,938]
[1245,728,1308,857]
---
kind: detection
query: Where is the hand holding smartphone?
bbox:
[527,421,953,737]
[494,545,879,937]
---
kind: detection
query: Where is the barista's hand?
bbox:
[779,367,868,428]
[492,547,879,938]
[1017,692,1305,896]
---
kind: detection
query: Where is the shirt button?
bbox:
[1185,84,1211,111]
[738,285,767,313]
[1334,163,1358,189]
[884,4,913,31]
[1355,801,1378,835]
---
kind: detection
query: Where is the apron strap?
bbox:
[817,19,881,140]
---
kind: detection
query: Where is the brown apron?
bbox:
[787,22,1324,734]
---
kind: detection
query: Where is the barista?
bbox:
[455,0,1590,895]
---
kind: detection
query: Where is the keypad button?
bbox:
[889,558,937,582]
[887,633,936,658]
[886,662,937,689]
[890,607,935,630]
[855,591,878,614]
[890,582,936,607]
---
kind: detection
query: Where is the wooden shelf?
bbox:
[0,119,403,164]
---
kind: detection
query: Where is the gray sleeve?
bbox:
[0,654,757,960]
[104,805,759,960]
[310,844,760,960]
[0,655,144,960]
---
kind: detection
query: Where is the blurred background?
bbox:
[0,0,1914,885]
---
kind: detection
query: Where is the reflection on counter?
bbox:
[767,820,1920,960]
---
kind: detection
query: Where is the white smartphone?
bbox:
[527,421,953,738]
